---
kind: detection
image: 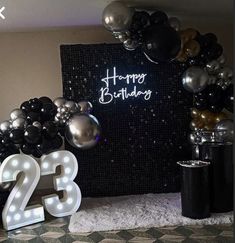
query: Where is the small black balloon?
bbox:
[194,90,208,110]
[142,25,181,62]
[20,101,31,114]
[224,84,234,113]
[39,96,53,104]
[9,129,24,144]
[24,125,41,144]
[42,121,58,139]
[32,147,43,158]
[26,112,41,124]
[150,11,168,25]
[51,135,63,150]
[41,103,57,121]
[206,43,223,60]
[207,84,225,105]
[131,11,150,29]
[208,103,224,113]
[0,143,6,152]
[1,135,13,147]
[21,143,35,155]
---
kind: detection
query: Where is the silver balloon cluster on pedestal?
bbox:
[53,97,101,150]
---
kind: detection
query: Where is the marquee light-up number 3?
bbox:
[40,151,81,217]
[0,151,81,231]
[0,154,44,231]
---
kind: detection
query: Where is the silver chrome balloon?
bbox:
[206,60,220,74]
[65,101,79,113]
[12,118,26,129]
[102,1,134,32]
[215,119,233,143]
[53,97,66,108]
[0,120,11,133]
[65,113,101,149]
[78,101,93,113]
[182,66,209,93]
[10,108,25,121]
[218,67,233,81]
[169,17,181,31]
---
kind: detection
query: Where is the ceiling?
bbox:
[0,0,232,32]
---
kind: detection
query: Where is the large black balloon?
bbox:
[150,11,168,25]
[24,125,41,144]
[142,25,181,62]
[224,84,233,112]
[26,112,41,124]
[41,103,57,121]
[9,129,24,144]
[39,96,53,104]
[130,11,150,31]
[20,101,31,114]
[206,43,223,60]
[29,98,42,112]
[42,121,58,139]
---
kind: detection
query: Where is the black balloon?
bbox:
[1,135,12,147]
[24,125,41,144]
[207,84,224,105]
[30,99,42,112]
[42,121,58,139]
[9,129,24,144]
[194,90,208,110]
[142,25,181,62]
[20,101,31,114]
[39,96,53,104]
[206,43,223,60]
[51,135,63,149]
[32,147,43,158]
[26,112,41,123]
[224,84,233,112]
[21,143,35,155]
[150,11,168,25]
[131,11,149,30]
[196,33,217,48]
[41,103,57,121]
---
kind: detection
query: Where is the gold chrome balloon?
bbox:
[184,40,200,57]
[200,110,215,124]
[214,112,228,123]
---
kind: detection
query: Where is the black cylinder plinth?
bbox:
[199,143,233,213]
[178,160,210,219]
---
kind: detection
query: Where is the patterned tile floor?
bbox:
[0,213,233,243]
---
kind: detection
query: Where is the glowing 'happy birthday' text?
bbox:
[99,67,152,104]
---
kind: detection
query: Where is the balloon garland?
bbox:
[102,1,233,144]
[0,97,101,191]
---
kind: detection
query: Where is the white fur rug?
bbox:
[69,193,233,233]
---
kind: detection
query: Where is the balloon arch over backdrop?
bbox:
[102,1,233,143]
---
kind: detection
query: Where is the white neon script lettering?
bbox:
[99,67,152,104]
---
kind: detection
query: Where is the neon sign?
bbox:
[99,67,152,104]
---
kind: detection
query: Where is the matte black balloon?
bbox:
[20,101,31,114]
[42,121,58,139]
[9,129,24,144]
[41,103,57,121]
[196,33,217,48]
[26,112,41,123]
[208,103,224,113]
[150,11,168,25]
[39,96,53,104]
[207,84,224,105]
[1,135,12,147]
[21,143,35,155]
[37,138,52,154]
[0,143,6,153]
[24,125,41,144]
[142,25,181,62]
[224,84,234,112]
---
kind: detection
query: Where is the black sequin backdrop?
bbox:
[60,43,192,197]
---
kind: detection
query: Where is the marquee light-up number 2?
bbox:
[0,154,44,231]
[0,150,81,231]
[40,151,81,217]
